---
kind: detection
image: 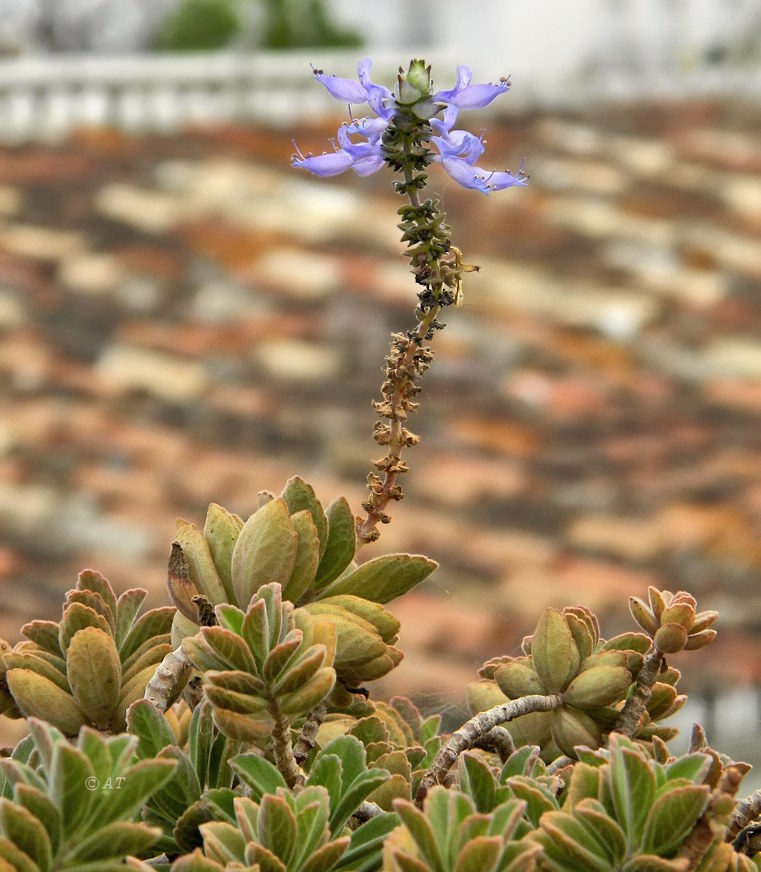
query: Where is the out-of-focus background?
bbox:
[2,0,761,769]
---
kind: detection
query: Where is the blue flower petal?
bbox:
[313,70,368,103]
[291,150,354,176]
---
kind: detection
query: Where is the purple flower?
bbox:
[292,59,527,195]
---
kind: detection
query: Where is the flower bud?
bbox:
[406,59,432,95]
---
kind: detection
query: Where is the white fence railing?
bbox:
[0,48,759,143]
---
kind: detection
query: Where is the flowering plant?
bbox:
[0,58,759,872]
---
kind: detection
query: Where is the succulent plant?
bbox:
[0,570,174,735]
[384,785,541,872]
[0,718,176,871]
[529,732,753,872]
[629,588,719,655]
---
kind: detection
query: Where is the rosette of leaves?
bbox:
[384,784,541,872]
[127,698,243,857]
[315,697,443,809]
[0,717,176,871]
[468,606,642,759]
[629,588,719,655]
[169,476,435,621]
[182,582,336,749]
[0,570,174,736]
[168,477,436,687]
[529,732,754,872]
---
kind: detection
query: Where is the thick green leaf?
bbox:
[271,646,327,695]
[334,812,399,871]
[20,621,62,657]
[608,738,656,848]
[189,702,215,788]
[231,499,297,608]
[263,631,304,683]
[535,811,612,872]
[170,848,225,872]
[195,627,257,673]
[99,758,178,827]
[257,794,297,865]
[59,603,111,654]
[231,754,288,801]
[283,510,321,603]
[624,856,690,871]
[281,477,328,559]
[120,607,175,660]
[394,796,444,872]
[314,497,357,592]
[203,503,243,605]
[664,754,712,785]
[459,753,497,813]
[641,784,710,856]
[77,570,118,627]
[48,743,95,838]
[453,836,501,872]
[301,837,350,872]
[499,747,541,781]
[0,836,39,872]
[317,554,437,604]
[530,609,576,694]
[65,821,160,862]
[331,769,390,835]
[127,699,178,759]
[114,589,148,652]
[14,785,61,857]
[574,799,627,866]
[215,604,245,636]
[199,820,246,865]
[505,776,558,827]
[0,798,52,872]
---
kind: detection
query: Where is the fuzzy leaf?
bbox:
[232,499,297,608]
[301,837,350,872]
[314,497,357,591]
[66,821,160,862]
[169,849,225,872]
[98,758,178,827]
[120,607,175,661]
[574,798,627,866]
[453,836,501,872]
[531,609,576,694]
[608,739,657,847]
[231,754,288,802]
[114,589,148,652]
[257,794,297,865]
[6,670,85,737]
[641,784,710,857]
[199,821,247,865]
[48,743,94,838]
[317,554,437,604]
[664,754,713,785]
[334,812,399,871]
[459,753,497,813]
[14,785,61,857]
[283,510,321,603]
[203,503,243,605]
[281,477,328,558]
[67,627,122,729]
[20,621,62,657]
[128,699,178,759]
[534,811,612,872]
[278,667,335,716]
[393,797,443,872]
[0,798,52,872]
[505,776,559,827]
